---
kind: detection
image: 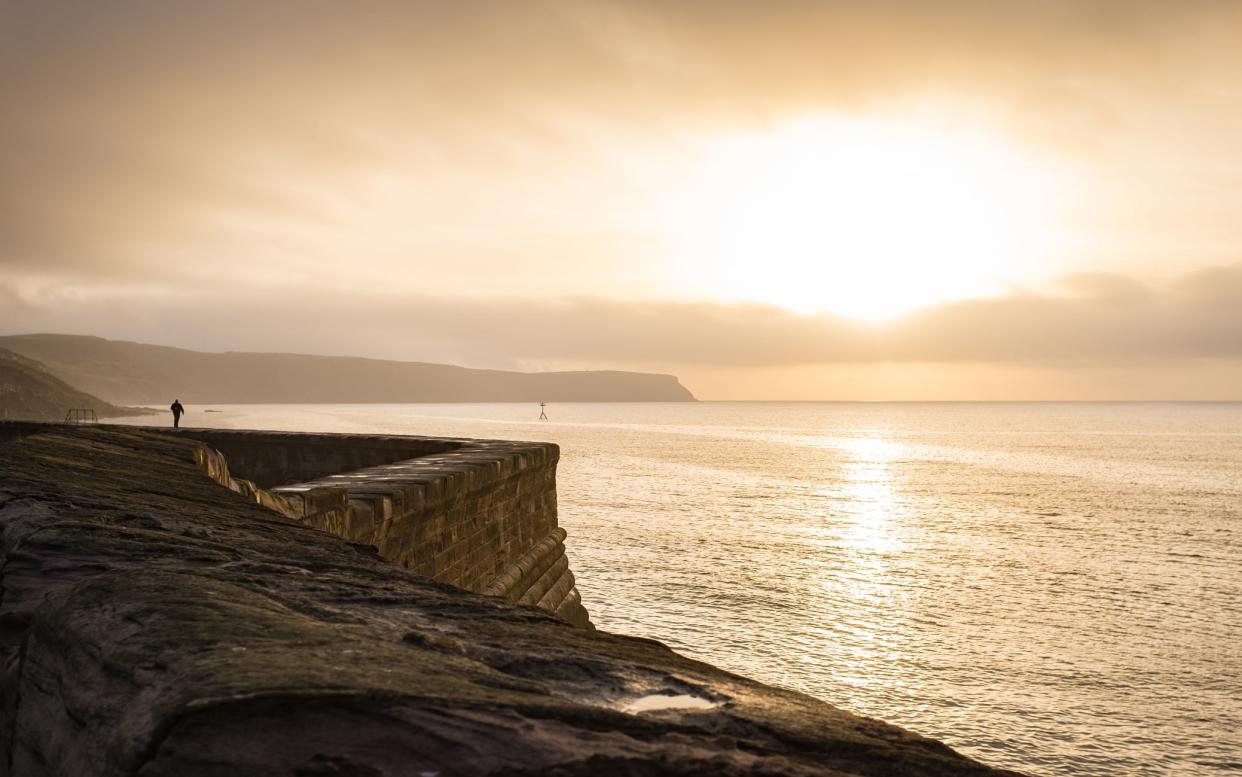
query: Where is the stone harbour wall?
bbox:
[166,428,465,488]
[0,423,1016,777]
[482,527,585,624]
[171,427,589,627]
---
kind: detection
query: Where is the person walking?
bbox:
[170,399,185,428]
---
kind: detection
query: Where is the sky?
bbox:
[2,0,1241,399]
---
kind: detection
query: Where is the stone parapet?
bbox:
[156,426,588,627]
[155,427,467,488]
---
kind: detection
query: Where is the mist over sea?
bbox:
[119,402,1241,776]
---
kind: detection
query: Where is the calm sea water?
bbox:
[119,402,1241,776]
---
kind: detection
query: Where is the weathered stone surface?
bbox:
[165,428,468,489]
[162,427,589,626]
[0,423,1020,776]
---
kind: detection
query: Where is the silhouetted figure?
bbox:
[539,401,548,421]
[170,399,185,428]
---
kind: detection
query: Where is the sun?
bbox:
[663,116,1056,320]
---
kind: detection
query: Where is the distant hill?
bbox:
[0,347,143,420]
[0,334,696,405]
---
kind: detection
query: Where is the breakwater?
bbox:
[182,428,589,627]
[0,422,1016,776]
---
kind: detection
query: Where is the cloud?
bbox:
[3,0,1242,277]
[2,265,1240,369]
[2,0,1241,401]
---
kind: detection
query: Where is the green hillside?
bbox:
[0,347,142,421]
[0,334,697,405]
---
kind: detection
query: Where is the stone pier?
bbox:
[175,427,590,627]
[0,422,1019,776]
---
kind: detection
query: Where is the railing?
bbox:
[64,408,99,425]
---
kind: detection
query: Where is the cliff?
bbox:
[0,423,1018,776]
[0,334,696,404]
[0,347,142,420]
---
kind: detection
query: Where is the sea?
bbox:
[117,402,1241,776]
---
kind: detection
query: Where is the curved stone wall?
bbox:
[173,428,464,487]
[181,428,590,627]
[482,527,587,624]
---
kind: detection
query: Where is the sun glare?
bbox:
[664,116,1056,320]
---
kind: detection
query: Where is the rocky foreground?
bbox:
[0,424,1018,776]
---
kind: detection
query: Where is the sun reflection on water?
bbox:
[837,436,904,556]
[806,436,915,698]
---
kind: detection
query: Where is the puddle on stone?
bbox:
[620,693,717,714]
